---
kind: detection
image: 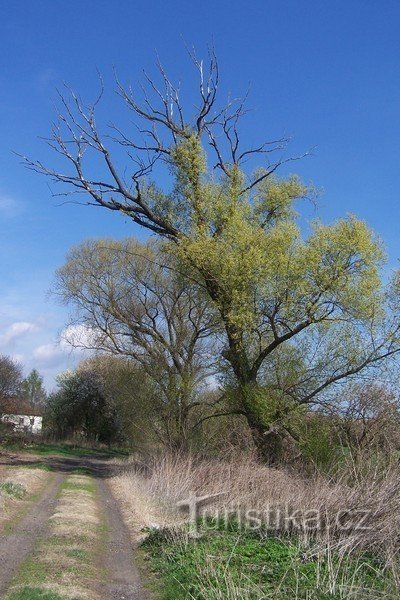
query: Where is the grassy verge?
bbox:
[6,473,106,600]
[0,441,129,459]
[0,467,53,531]
[142,521,395,599]
[0,481,27,499]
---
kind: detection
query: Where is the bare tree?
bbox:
[334,383,400,456]
[22,49,303,234]
[0,354,23,399]
[54,237,221,450]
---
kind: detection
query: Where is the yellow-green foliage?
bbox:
[171,134,207,186]
[169,138,383,339]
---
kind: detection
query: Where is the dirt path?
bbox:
[97,478,150,599]
[0,470,65,595]
[0,452,151,599]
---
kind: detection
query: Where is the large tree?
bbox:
[54,238,218,450]
[26,51,400,461]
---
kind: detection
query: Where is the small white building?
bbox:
[1,398,43,434]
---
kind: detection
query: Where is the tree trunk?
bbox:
[237,379,285,465]
[203,278,288,464]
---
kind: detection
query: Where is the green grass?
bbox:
[7,588,67,600]
[142,520,396,599]
[59,480,97,494]
[0,441,129,458]
[65,548,89,560]
[14,558,49,585]
[71,466,92,475]
[25,462,54,472]
[0,482,27,499]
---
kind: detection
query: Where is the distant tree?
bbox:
[21,369,47,406]
[26,50,400,461]
[45,368,119,443]
[77,355,164,449]
[335,383,400,456]
[0,354,23,398]
[54,238,219,451]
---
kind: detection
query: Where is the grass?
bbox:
[112,451,400,599]
[14,559,49,586]
[25,462,54,472]
[0,441,129,458]
[0,469,52,534]
[8,588,67,600]
[59,480,97,494]
[0,481,27,499]
[7,443,129,457]
[70,467,92,476]
[143,521,394,599]
[65,548,89,560]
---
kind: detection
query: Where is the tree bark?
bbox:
[234,378,283,464]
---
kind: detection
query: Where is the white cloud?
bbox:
[32,343,65,368]
[0,194,22,218]
[33,325,92,369]
[60,324,96,349]
[0,280,89,390]
[0,321,38,345]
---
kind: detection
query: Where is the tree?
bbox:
[54,238,219,450]
[0,354,23,398]
[26,50,400,461]
[334,383,400,456]
[21,369,47,406]
[77,355,157,449]
[46,367,119,443]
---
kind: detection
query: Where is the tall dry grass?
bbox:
[112,454,400,558]
[111,454,400,600]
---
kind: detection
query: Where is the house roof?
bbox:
[0,397,43,417]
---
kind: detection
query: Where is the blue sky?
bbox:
[1,1,400,389]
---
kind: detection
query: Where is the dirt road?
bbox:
[0,452,151,599]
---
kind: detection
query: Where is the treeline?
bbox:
[0,355,47,406]
[43,354,400,470]
[44,355,247,453]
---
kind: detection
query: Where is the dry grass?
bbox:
[0,467,50,528]
[110,451,340,532]
[111,451,400,574]
[110,450,400,599]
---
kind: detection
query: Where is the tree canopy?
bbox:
[0,354,23,398]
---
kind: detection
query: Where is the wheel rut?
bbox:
[0,471,65,595]
[97,476,150,599]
